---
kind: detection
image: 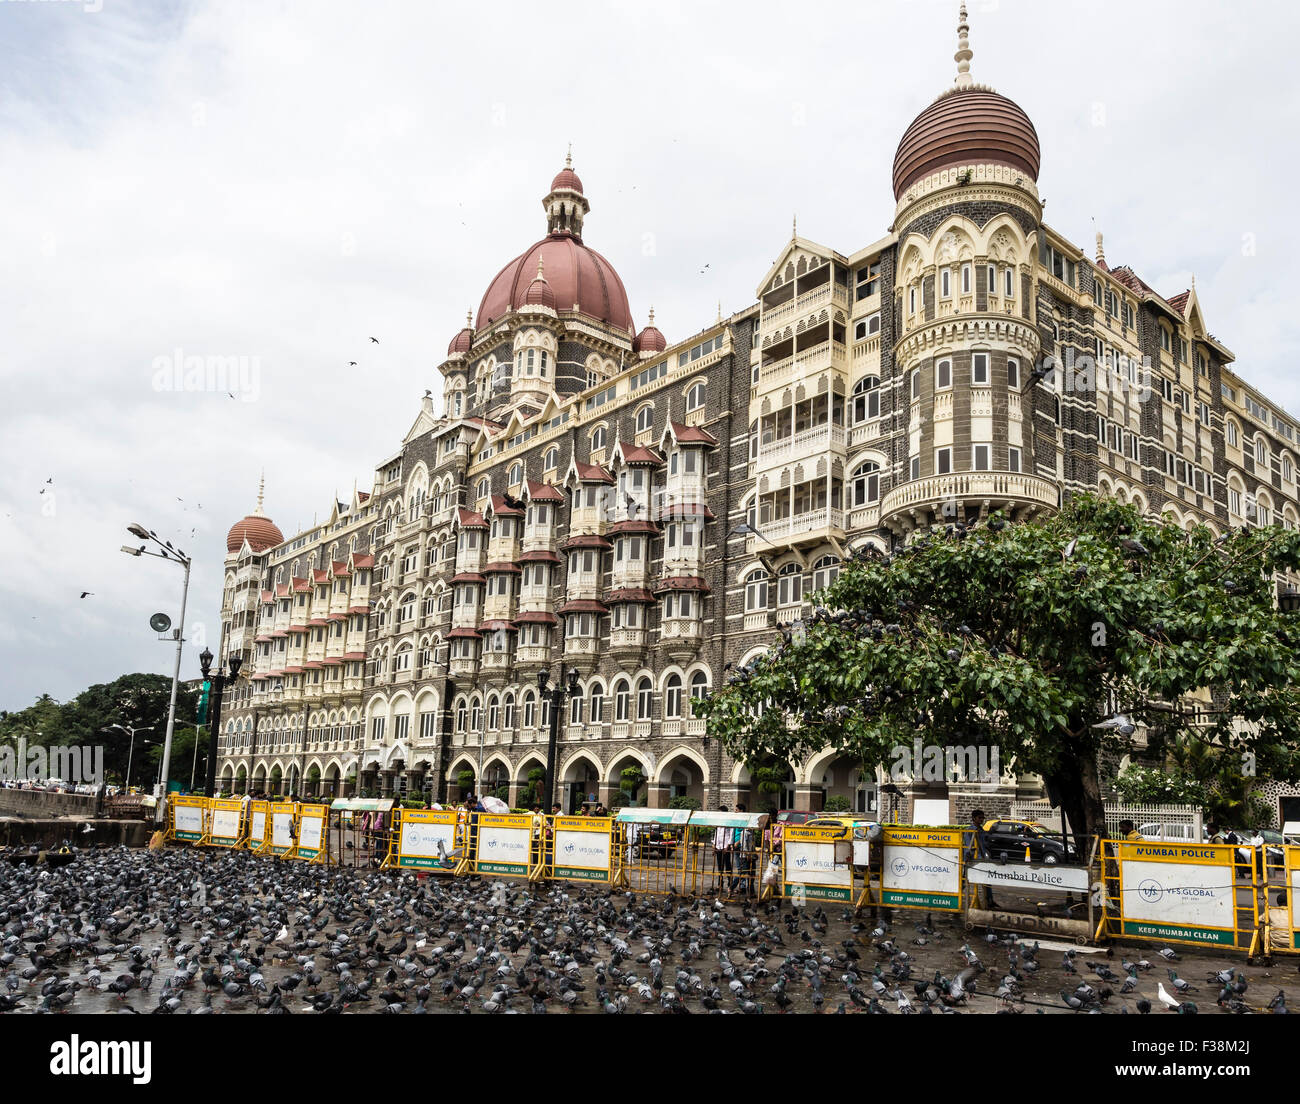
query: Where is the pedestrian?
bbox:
[1118,819,1141,842]
[712,805,733,890]
[731,803,755,895]
[1208,822,1226,844]
[530,803,545,877]
[965,809,995,909]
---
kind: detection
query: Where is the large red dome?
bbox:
[227,514,283,553]
[892,86,1040,201]
[477,234,633,333]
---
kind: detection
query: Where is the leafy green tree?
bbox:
[697,495,1300,845]
[1113,763,1204,805]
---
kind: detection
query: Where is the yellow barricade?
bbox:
[386,808,460,872]
[878,826,965,911]
[268,802,298,857]
[168,795,207,843]
[1104,839,1250,950]
[782,824,863,904]
[205,798,245,848]
[551,816,612,884]
[246,800,271,853]
[292,803,329,862]
[473,813,534,878]
[610,810,691,895]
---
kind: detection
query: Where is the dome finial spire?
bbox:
[255,470,265,516]
[954,2,973,89]
[466,308,473,328]
[792,212,797,238]
[565,143,572,169]
[1094,227,1105,265]
[648,306,655,325]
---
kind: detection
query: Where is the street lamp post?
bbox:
[540,666,581,813]
[122,524,191,823]
[107,723,153,791]
[198,649,242,796]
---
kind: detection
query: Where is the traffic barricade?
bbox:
[781,824,864,904]
[611,810,692,894]
[473,812,533,879]
[205,798,246,848]
[384,808,461,873]
[268,802,298,857]
[328,797,396,868]
[168,795,207,844]
[292,802,329,862]
[1101,839,1252,951]
[1258,842,1298,959]
[878,825,965,911]
[678,811,769,899]
[246,800,271,853]
[551,815,612,884]
[964,834,1099,942]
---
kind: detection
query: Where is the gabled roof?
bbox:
[667,420,718,447]
[617,441,664,466]
[755,235,847,298]
[526,479,565,502]
[457,507,488,528]
[574,461,615,484]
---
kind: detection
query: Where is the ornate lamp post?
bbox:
[539,666,581,812]
[198,648,243,795]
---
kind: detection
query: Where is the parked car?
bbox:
[777,810,814,827]
[636,823,679,861]
[980,819,1074,864]
[1222,828,1286,867]
[1137,822,1201,844]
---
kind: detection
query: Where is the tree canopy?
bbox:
[1,673,201,786]
[696,495,1300,840]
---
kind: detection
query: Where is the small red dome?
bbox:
[523,273,556,310]
[551,167,583,193]
[447,326,473,355]
[227,514,283,554]
[892,87,1039,201]
[634,310,666,354]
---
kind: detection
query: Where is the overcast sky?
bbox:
[2,0,1297,712]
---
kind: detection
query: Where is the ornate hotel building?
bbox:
[215,8,1300,825]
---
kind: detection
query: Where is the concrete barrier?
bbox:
[0,788,98,818]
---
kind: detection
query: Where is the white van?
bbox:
[1137,822,1201,843]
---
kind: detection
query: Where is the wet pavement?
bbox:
[1,845,1296,1014]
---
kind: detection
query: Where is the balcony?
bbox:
[848,418,883,449]
[755,343,843,392]
[449,657,479,679]
[609,627,646,653]
[610,561,650,590]
[756,422,846,469]
[878,472,1060,532]
[522,528,557,554]
[569,506,608,536]
[563,637,599,659]
[747,507,844,550]
[482,652,512,677]
[564,573,602,602]
[515,644,552,667]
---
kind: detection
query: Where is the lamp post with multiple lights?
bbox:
[120,523,190,821]
[198,648,242,796]
[106,722,153,792]
[538,666,581,812]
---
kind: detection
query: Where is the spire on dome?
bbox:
[1095,230,1105,265]
[255,471,266,516]
[954,2,973,89]
[565,143,572,168]
[648,307,655,325]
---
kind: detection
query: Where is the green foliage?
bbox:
[696,495,1300,839]
[668,795,701,811]
[0,673,201,785]
[619,765,644,801]
[1114,764,1204,805]
[456,769,475,792]
[823,794,852,813]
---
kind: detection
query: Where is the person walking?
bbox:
[712,806,733,892]
[964,809,995,909]
[731,804,756,895]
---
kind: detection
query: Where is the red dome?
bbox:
[447,326,474,355]
[227,514,283,553]
[892,87,1039,201]
[634,309,666,354]
[523,273,556,310]
[551,167,583,193]
[478,234,633,333]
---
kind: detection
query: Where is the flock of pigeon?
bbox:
[0,845,1293,1014]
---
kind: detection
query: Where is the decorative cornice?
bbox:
[894,315,1043,364]
[893,162,1041,229]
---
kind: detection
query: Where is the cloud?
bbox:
[1,0,1297,708]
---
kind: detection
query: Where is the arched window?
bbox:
[852,376,880,423]
[589,681,605,724]
[910,369,921,401]
[470,696,482,733]
[487,694,499,730]
[636,677,654,720]
[744,568,769,612]
[503,692,515,729]
[455,699,467,734]
[664,673,682,719]
[812,555,840,592]
[852,460,880,506]
[476,477,490,501]
[522,690,536,729]
[569,690,584,725]
[776,563,803,607]
[1284,454,1294,482]
[689,671,709,716]
[508,462,523,487]
[614,678,631,722]
[636,405,653,434]
[935,358,952,390]
[543,446,558,471]
[685,381,705,412]
[1256,437,1269,466]
[1225,419,1239,448]
[590,425,607,452]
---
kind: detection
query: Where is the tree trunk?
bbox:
[1048,750,1108,858]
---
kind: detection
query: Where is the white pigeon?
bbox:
[1157,981,1180,1010]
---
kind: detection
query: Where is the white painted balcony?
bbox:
[609,628,646,651]
[879,472,1060,527]
[848,419,882,448]
[748,507,844,548]
[756,422,846,468]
